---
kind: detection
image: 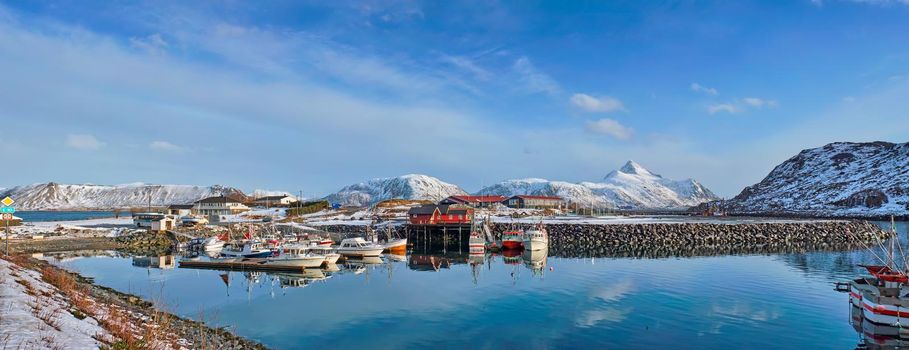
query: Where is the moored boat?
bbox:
[469,231,485,254]
[266,244,325,268]
[383,238,407,252]
[522,225,548,251]
[337,237,384,257]
[502,231,524,250]
[221,240,273,258]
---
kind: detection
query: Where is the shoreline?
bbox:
[0,254,269,350]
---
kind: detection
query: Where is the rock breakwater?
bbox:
[492,220,890,258]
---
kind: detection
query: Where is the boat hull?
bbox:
[383,238,407,252]
[338,248,385,257]
[522,240,547,251]
[322,253,341,265]
[266,256,324,268]
[502,240,523,250]
[221,251,272,258]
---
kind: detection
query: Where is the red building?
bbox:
[408,204,474,225]
[439,195,507,208]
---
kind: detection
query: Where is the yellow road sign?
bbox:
[0,197,12,207]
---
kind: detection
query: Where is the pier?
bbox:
[179,259,309,272]
[407,223,473,252]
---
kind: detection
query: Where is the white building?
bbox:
[253,195,298,207]
[193,196,250,217]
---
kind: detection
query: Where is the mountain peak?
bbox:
[612,160,660,178]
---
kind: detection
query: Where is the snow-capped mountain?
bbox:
[726,141,909,217]
[323,174,468,207]
[0,182,246,210]
[477,161,718,209]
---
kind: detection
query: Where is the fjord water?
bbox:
[51,222,907,349]
[15,211,116,222]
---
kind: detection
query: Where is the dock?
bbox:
[179,259,308,272]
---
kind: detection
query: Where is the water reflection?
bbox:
[41,221,907,349]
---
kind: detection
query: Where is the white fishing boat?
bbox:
[337,237,385,257]
[221,241,273,258]
[267,244,325,268]
[522,224,548,251]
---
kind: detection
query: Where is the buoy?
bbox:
[549,267,553,271]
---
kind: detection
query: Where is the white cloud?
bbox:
[440,54,492,81]
[708,98,777,114]
[690,82,718,95]
[585,118,633,140]
[708,103,741,114]
[512,56,561,95]
[65,134,104,150]
[149,141,184,152]
[129,33,168,56]
[570,93,626,113]
[742,97,778,108]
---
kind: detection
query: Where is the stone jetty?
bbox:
[492,220,890,258]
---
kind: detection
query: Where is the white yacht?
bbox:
[201,236,225,252]
[337,237,385,257]
[304,244,341,265]
[266,244,325,268]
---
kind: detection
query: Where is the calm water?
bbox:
[49,221,908,349]
[16,211,116,222]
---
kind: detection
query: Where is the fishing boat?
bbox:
[220,241,273,258]
[846,217,908,331]
[502,230,524,250]
[337,237,385,257]
[469,231,486,254]
[522,224,548,251]
[267,244,326,268]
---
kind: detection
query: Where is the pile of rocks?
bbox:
[114,231,175,255]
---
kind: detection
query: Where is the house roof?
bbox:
[255,195,293,201]
[444,195,507,204]
[511,195,564,201]
[408,205,440,215]
[167,204,194,209]
[408,204,474,215]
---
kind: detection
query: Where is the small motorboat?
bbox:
[267,244,326,268]
[221,241,273,258]
[522,226,548,251]
[502,231,524,250]
[337,237,385,257]
[201,236,225,252]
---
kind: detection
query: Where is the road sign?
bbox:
[1,213,11,221]
[0,207,13,214]
[0,197,12,207]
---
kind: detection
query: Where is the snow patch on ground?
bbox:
[0,258,108,349]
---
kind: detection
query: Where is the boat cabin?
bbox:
[340,238,374,248]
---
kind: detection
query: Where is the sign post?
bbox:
[1,196,14,255]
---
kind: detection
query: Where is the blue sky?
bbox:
[1,0,908,197]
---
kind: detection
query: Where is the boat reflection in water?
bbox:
[132,255,176,269]
[274,270,329,289]
[850,305,909,349]
[522,248,548,277]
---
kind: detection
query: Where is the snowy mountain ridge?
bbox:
[726,141,909,217]
[0,182,245,210]
[477,161,719,209]
[323,174,467,207]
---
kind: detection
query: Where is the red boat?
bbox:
[502,231,524,250]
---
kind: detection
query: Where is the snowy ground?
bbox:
[0,258,108,349]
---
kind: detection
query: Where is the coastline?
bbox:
[0,254,269,350]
